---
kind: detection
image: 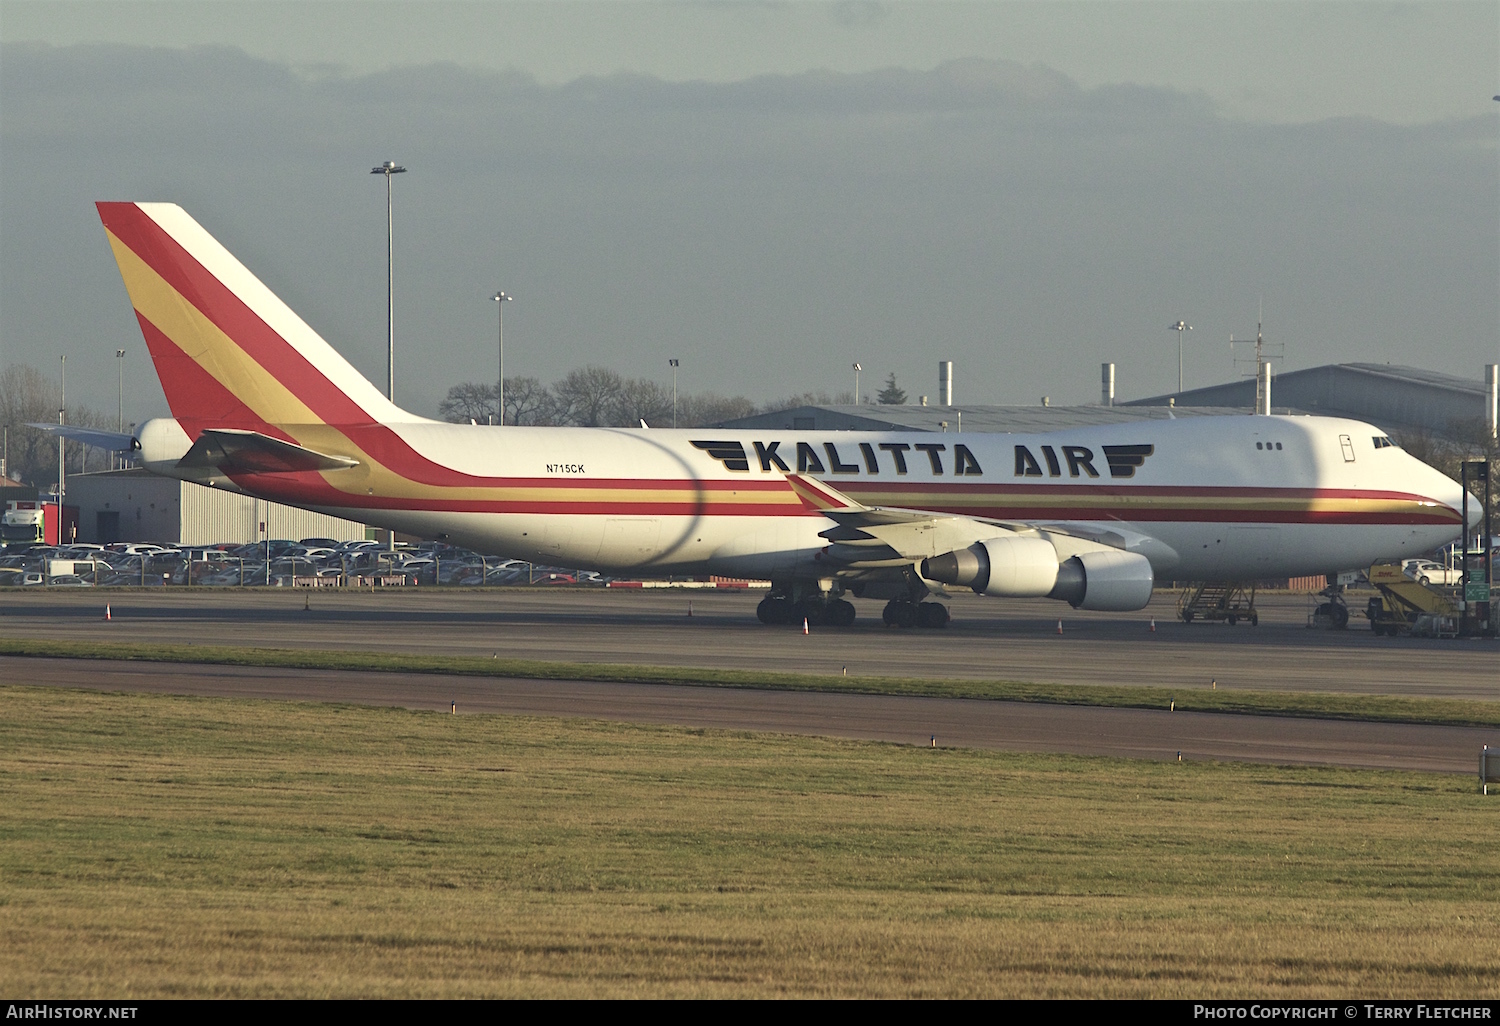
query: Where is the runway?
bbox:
[5,654,1495,774]
[2,588,1495,699]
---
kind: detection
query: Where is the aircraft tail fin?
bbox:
[96,202,411,434]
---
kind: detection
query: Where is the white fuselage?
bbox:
[140,413,1469,583]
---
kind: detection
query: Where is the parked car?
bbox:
[1403,559,1461,586]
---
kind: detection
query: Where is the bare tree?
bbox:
[610,378,674,427]
[1,364,111,485]
[438,382,498,424]
[503,376,561,426]
[679,392,758,427]
[554,365,624,427]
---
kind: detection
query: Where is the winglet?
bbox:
[784,472,867,513]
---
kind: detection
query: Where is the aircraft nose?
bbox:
[1467,493,1483,529]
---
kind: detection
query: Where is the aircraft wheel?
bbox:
[1181,611,1195,623]
[916,602,950,629]
[757,597,793,625]
[1329,604,1349,630]
[882,600,917,628]
[826,599,857,628]
[795,600,826,627]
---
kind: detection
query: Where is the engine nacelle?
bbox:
[1047,549,1155,611]
[920,535,1060,597]
[135,418,193,474]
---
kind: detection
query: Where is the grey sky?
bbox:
[1,2,1496,425]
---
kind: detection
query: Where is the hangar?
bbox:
[718,363,1498,443]
[1128,363,1499,442]
[62,468,368,546]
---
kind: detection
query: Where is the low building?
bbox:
[64,469,368,546]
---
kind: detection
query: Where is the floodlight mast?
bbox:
[669,359,680,428]
[370,161,406,402]
[1170,320,1192,394]
[493,291,512,425]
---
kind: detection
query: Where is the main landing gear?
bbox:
[756,592,856,627]
[755,583,951,629]
[881,598,950,629]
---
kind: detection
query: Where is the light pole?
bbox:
[57,355,65,505]
[852,362,862,404]
[492,291,511,425]
[116,349,126,469]
[669,359,680,428]
[1169,320,1192,393]
[371,160,406,402]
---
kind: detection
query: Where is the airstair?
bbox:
[1176,582,1259,625]
[1362,562,1460,638]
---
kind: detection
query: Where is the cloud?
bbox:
[1,43,1493,421]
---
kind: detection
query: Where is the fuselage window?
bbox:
[1256,442,1263,450]
[1275,442,1282,450]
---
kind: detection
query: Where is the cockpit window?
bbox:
[1372,436,1397,449]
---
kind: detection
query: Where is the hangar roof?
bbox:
[715,404,1251,433]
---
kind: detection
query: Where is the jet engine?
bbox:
[920,536,1060,597]
[1045,549,1155,611]
[921,537,1155,610]
[135,418,193,474]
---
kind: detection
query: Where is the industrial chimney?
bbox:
[938,361,953,406]
[1256,362,1273,415]
[1101,363,1115,407]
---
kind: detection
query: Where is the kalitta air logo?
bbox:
[693,439,1154,479]
[1013,443,1155,479]
[690,439,975,477]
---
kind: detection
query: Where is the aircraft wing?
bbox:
[784,472,1173,567]
[175,429,360,475]
[785,472,1043,562]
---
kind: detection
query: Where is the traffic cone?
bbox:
[104,604,111,621]
[687,601,693,617]
[1149,618,1156,632]
[803,617,809,635]
[1056,619,1063,635]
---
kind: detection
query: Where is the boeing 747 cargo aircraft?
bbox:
[71,202,1473,627]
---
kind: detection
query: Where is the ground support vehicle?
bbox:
[1177,582,1259,625]
[1362,562,1461,637]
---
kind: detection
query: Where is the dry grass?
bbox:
[1,685,1496,998]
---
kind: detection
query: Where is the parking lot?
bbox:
[0,537,598,588]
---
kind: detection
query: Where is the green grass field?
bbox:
[2,685,1497,997]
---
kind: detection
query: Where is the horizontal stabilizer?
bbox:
[176,429,359,474]
[26,423,137,452]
